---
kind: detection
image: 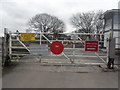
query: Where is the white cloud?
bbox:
[0,0,119,33]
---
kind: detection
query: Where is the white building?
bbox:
[102,9,120,49]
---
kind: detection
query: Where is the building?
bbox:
[102,9,120,49]
[26,29,32,33]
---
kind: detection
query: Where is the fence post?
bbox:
[9,31,12,60]
[107,30,115,69]
[40,32,42,45]
[72,34,76,63]
[2,37,4,66]
[4,28,11,66]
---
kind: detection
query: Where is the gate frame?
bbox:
[4,28,110,66]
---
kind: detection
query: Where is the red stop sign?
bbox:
[50,41,64,54]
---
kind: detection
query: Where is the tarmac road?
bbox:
[2,55,119,88]
[2,69,119,88]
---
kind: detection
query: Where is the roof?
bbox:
[101,9,120,19]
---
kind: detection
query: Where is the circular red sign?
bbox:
[50,41,64,54]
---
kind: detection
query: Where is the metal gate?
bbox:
[2,28,110,66]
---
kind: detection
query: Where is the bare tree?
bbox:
[94,11,104,33]
[28,13,65,33]
[70,11,103,33]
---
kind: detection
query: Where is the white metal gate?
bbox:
[6,30,109,66]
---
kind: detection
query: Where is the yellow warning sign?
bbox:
[20,33,35,41]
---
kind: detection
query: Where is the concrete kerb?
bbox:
[99,64,120,72]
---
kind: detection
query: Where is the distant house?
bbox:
[26,29,34,33]
[102,9,120,49]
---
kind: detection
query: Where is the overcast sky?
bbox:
[0,0,119,35]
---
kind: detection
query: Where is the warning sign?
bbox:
[85,41,99,52]
[50,41,64,54]
[20,33,35,41]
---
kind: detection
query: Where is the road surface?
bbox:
[2,55,119,88]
